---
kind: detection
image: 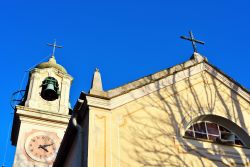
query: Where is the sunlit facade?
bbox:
[53,53,250,167]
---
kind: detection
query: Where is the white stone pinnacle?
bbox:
[90,68,103,92]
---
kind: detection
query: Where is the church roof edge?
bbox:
[106,53,206,98]
[86,53,249,101]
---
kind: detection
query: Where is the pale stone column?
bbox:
[59,77,71,114]
[25,72,41,108]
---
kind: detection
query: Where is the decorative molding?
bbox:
[16,106,70,125]
[92,113,107,167]
[31,68,73,81]
[87,63,204,109]
[204,63,250,103]
[107,58,200,98]
[87,96,110,109]
[87,62,250,110]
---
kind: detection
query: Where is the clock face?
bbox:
[25,131,59,163]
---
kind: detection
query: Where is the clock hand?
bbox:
[38,145,49,152]
[43,143,54,148]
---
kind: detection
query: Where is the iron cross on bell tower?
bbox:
[180,31,205,53]
[47,40,63,56]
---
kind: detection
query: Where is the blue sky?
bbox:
[1,0,250,166]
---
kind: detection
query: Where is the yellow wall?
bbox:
[87,71,250,167]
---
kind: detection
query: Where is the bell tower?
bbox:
[24,55,72,115]
[11,54,73,167]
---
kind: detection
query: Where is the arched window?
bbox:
[184,121,244,146]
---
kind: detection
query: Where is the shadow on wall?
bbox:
[118,70,250,167]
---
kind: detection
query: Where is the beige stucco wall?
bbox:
[86,71,250,167]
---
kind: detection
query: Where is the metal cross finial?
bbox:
[47,40,63,56]
[180,31,205,53]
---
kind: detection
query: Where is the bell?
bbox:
[42,83,58,100]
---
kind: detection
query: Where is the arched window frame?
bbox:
[182,114,250,148]
[184,121,244,146]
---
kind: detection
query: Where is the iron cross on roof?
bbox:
[47,40,63,56]
[180,31,205,53]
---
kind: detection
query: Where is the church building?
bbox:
[11,38,250,166]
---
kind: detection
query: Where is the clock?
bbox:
[25,131,60,163]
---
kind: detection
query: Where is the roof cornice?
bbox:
[87,60,250,110]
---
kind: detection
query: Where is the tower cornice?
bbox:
[15,105,71,125]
